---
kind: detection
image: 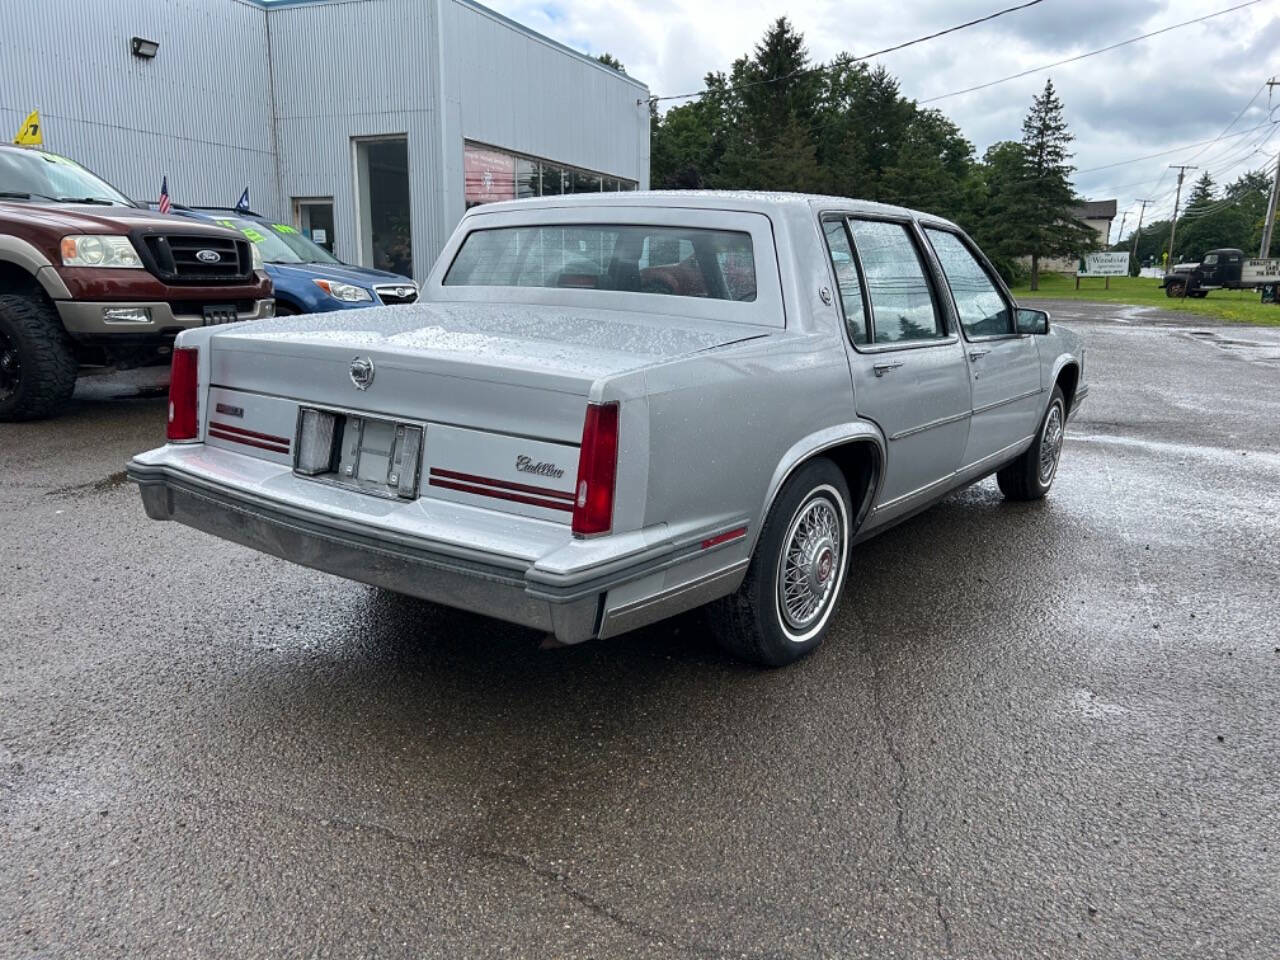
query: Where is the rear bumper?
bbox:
[127,458,601,643]
[58,298,275,336]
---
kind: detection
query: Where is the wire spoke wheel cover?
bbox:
[775,485,848,641]
[1039,401,1064,484]
[0,328,20,403]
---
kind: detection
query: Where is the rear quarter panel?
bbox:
[638,329,861,564]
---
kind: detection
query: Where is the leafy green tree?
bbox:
[596,53,625,73]
[1167,170,1271,261]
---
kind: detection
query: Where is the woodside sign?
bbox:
[1078,252,1130,277]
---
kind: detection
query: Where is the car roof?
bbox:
[465,189,958,228]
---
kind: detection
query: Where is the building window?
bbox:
[464,142,635,208]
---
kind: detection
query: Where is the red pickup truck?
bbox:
[0,144,273,420]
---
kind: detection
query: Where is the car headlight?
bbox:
[250,243,263,270]
[313,278,373,302]
[60,235,142,268]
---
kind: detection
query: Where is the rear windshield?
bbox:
[443,225,757,302]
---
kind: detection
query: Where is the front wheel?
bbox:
[997,386,1065,501]
[1165,281,1186,298]
[0,293,78,421]
[708,459,852,667]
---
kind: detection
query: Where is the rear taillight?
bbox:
[572,402,619,536]
[167,346,199,441]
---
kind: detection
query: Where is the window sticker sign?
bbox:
[1079,252,1129,277]
[464,144,516,206]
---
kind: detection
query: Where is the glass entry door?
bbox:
[294,198,335,253]
[354,137,413,278]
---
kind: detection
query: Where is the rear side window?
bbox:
[846,219,944,344]
[444,224,756,302]
[924,228,1013,337]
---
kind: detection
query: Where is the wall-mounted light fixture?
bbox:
[130,36,160,59]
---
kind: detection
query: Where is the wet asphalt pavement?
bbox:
[2,301,1279,959]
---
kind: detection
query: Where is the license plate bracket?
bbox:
[202,304,239,326]
[294,407,423,500]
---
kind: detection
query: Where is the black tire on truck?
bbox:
[0,292,78,421]
[1165,280,1186,298]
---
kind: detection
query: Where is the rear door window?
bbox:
[846,219,944,344]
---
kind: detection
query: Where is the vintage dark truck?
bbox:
[0,144,273,420]
[1161,248,1280,298]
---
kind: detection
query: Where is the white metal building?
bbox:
[0,0,651,279]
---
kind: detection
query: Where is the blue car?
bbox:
[163,205,418,313]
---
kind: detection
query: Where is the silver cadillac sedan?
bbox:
[128,192,1087,666]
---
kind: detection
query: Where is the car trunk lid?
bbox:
[199,301,768,523]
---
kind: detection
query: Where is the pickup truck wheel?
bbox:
[1165,280,1186,298]
[0,293,78,421]
[997,386,1065,501]
[709,459,851,667]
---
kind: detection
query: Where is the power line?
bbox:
[918,0,1264,104]
[1126,124,1280,219]
[1184,81,1268,163]
[647,0,1048,105]
[1075,119,1275,174]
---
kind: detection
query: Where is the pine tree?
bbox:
[596,53,625,73]
[1186,171,1215,209]
[1014,79,1096,289]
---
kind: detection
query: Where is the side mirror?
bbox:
[1016,307,1049,335]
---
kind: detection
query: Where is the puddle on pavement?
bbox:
[1181,328,1280,363]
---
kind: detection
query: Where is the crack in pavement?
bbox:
[304,809,790,959]
[869,651,955,958]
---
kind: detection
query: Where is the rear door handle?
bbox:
[968,350,991,361]
[873,361,904,377]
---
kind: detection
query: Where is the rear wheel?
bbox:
[997,386,1065,501]
[709,459,851,667]
[0,292,78,421]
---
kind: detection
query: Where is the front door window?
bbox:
[923,228,1012,337]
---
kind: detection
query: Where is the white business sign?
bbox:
[1079,252,1130,277]
[1242,258,1280,284]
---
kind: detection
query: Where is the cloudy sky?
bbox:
[485,0,1280,241]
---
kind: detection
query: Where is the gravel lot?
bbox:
[2,302,1278,959]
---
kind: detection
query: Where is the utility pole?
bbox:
[1167,165,1198,267]
[1115,209,1129,247]
[1130,198,1151,273]
[1261,79,1280,257]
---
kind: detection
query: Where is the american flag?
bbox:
[158,175,171,215]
